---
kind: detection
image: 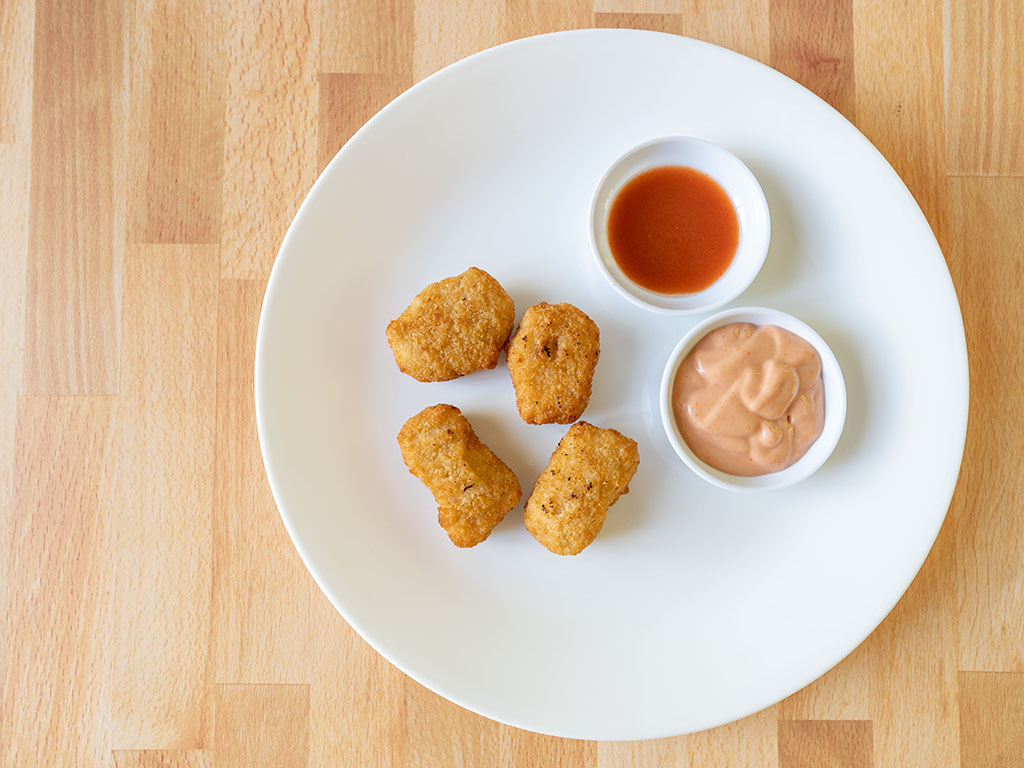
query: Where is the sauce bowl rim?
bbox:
[659,306,848,491]
[590,135,771,315]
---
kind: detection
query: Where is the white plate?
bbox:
[255,30,968,740]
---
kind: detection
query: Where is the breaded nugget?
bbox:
[398,404,522,547]
[506,302,600,424]
[387,267,515,382]
[525,422,639,556]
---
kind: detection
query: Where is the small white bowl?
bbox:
[659,307,847,491]
[590,136,771,315]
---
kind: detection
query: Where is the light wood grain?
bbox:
[593,0,676,14]
[779,642,871,721]
[3,1,1023,765]
[852,0,946,242]
[402,679,508,766]
[514,732,597,767]
[869,521,961,768]
[679,0,770,63]
[107,246,218,749]
[681,707,779,766]
[778,720,872,768]
[113,751,214,768]
[0,145,29,472]
[594,12,683,33]
[321,0,414,75]
[946,0,1024,175]
[23,0,127,394]
[597,707,778,766]
[0,0,33,143]
[318,73,410,170]
[958,672,1024,768]
[214,684,310,768]
[506,0,593,38]
[413,0,507,80]
[308,588,406,767]
[0,146,28,716]
[126,0,225,244]
[948,177,1024,673]
[769,0,854,120]
[219,0,320,279]
[2,397,116,765]
[213,280,312,684]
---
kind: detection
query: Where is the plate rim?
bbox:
[254,28,970,740]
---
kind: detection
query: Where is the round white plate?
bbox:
[255,30,968,740]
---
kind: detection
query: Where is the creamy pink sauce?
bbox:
[672,323,826,476]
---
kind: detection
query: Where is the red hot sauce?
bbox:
[607,166,739,295]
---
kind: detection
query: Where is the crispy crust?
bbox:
[524,422,639,556]
[397,404,522,547]
[506,302,600,424]
[386,267,515,382]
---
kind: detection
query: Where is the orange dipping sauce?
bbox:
[607,166,739,295]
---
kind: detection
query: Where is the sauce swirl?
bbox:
[672,323,825,476]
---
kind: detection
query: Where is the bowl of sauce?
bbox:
[591,137,770,314]
[660,307,846,491]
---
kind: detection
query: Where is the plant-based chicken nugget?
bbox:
[387,267,515,382]
[506,303,600,424]
[525,422,639,556]
[397,404,522,547]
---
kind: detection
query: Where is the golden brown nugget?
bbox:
[525,422,639,556]
[506,302,600,424]
[387,267,515,382]
[398,404,522,547]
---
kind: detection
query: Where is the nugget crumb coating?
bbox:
[397,404,522,547]
[525,422,639,556]
[386,268,515,382]
[506,302,600,424]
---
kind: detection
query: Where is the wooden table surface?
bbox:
[2,0,1022,765]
